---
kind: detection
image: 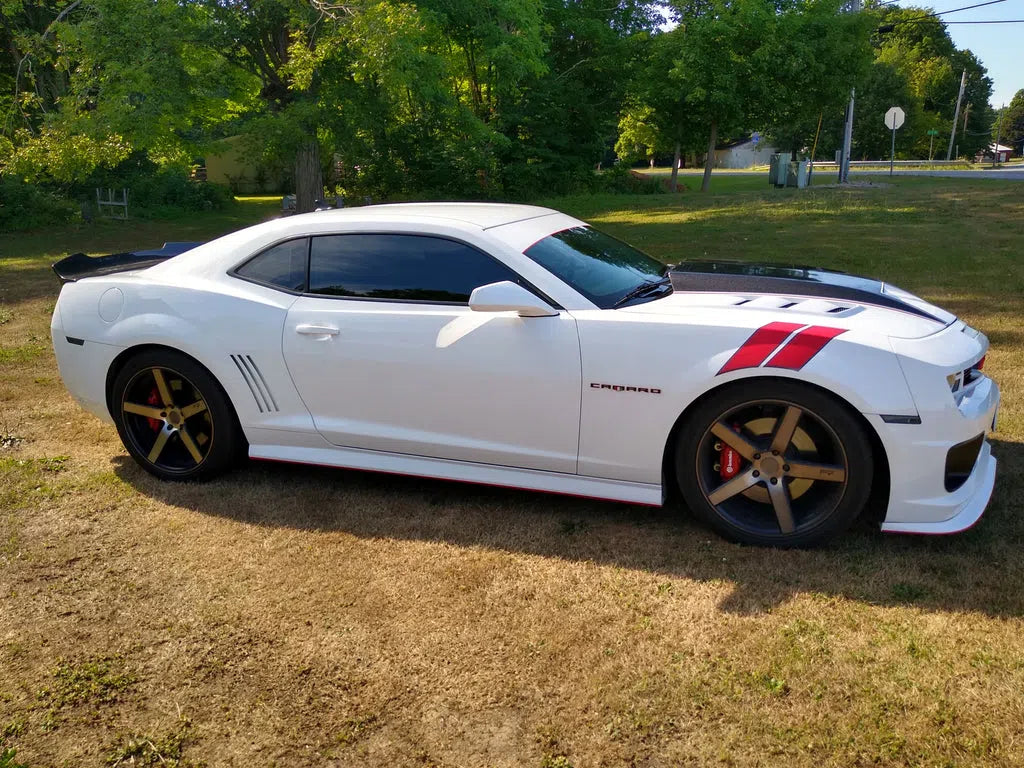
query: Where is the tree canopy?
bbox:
[0,0,1009,210]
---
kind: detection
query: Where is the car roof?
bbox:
[290,202,558,230]
[140,202,569,282]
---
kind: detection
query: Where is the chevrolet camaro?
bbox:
[50,203,999,546]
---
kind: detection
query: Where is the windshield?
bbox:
[523,225,670,309]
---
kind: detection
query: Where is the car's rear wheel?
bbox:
[111,349,241,481]
[675,380,873,547]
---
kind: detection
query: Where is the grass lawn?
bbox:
[2,179,1024,766]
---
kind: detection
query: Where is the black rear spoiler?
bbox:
[52,242,203,283]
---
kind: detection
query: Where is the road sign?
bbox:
[884,106,905,131]
[885,107,905,177]
[927,129,939,136]
[752,131,761,146]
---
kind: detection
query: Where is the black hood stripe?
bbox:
[669,261,950,323]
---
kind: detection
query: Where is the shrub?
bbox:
[0,176,80,233]
[124,169,234,215]
[79,155,234,216]
[593,165,667,195]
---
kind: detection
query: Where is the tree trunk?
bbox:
[701,120,718,193]
[670,140,681,193]
[294,140,323,214]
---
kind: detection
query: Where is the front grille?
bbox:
[944,433,984,492]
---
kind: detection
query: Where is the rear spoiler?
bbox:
[52,241,203,283]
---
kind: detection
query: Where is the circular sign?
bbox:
[884,106,905,130]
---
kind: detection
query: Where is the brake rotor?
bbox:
[740,417,816,503]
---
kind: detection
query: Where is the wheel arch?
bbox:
[104,344,242,434]
[660,375,890,520]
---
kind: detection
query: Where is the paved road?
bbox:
[849,168,1024,180]
[668,168,1024,180]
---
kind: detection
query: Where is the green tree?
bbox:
[615,105,669,167]
[765,0,874,158]
[633,0,871,192]
[872,6,993,159]
[994,89,1024,155]
[0,0,80,133]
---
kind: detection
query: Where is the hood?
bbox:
[620,260,955,340]
[667,260,955,325]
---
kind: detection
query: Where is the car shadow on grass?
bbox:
[114,437,1024,618]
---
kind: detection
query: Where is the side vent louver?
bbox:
[230,354,279,413]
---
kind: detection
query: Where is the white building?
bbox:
[976,143,1013,163]
[713,136,778,169]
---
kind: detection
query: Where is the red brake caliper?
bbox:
[719,423,742,480]
[146,388,161,431]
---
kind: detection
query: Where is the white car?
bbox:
[50,203,999,547]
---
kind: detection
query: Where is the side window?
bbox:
[308,234,521,304]
[235,238,309,291]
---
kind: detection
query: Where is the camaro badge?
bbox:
[590,383,662,394]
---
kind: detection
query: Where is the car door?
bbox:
[280,232,582,474]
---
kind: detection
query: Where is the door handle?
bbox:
[295,324,340,336]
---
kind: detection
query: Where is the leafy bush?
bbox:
[0,176,80,233]
[124,169,234,215]
[593,165,666,195]
[79,155,234,216]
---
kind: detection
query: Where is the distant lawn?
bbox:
[3,178,1024,767]
[0,196,281,262]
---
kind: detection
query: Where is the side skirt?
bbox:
[249,443,663,506]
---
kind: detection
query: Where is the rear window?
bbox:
[234,238,308,292]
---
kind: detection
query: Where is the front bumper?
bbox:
[868,374,1000,534]
[879,441,996,534]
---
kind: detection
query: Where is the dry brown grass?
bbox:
[3,183,1024,767]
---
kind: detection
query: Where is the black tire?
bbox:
[111,349,242,481]
[675,379,873,548]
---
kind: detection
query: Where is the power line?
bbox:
[890,17,1024,23]
[879,0,1007,24]
[931,0,1008,16]
[874,0,1005,11]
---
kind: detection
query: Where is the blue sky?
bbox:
[892,0,1022,107]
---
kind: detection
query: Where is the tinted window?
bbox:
[524,226,668,308]
[236,238,308,291]
[308,234,520,303]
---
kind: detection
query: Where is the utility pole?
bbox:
[994,103,1005,167]
[838,0,861,183]
[840,89,855,183]
[946,69,967,161]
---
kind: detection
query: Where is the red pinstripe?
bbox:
[718,322,803,374]
[766,325,847,370]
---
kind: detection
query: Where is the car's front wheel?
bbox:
[675,380,873,547]
[111,349,242,481]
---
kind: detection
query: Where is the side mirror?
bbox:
[469,281,558,317]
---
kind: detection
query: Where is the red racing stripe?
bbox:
[766,325,846,370]
[718,322,804,374]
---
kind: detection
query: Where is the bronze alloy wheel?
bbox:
[120,366,213,474]
[112,350,242,481]
[676,380,872,547]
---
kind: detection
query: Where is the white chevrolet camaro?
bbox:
[50,203,999,547]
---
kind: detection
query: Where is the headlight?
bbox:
[948,356,986,397]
